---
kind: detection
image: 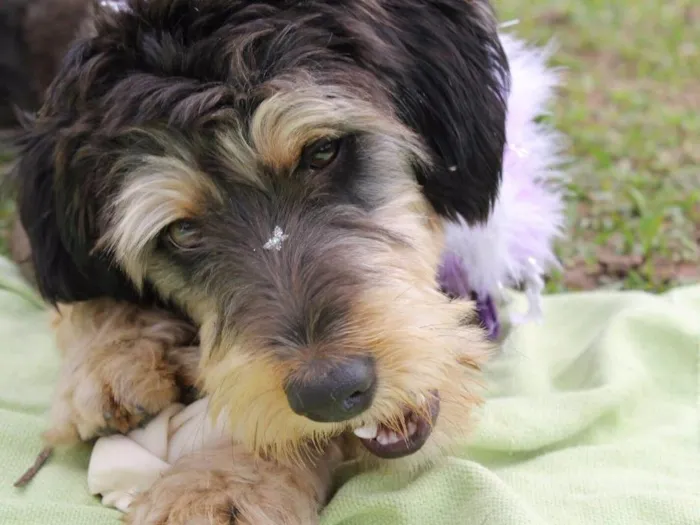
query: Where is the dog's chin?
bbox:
[348,390,440,460]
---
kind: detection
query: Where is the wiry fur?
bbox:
[10,0,511,522]
[46,300,198,444]
[125,440,342,525]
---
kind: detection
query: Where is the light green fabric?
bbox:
[1,257,698,525]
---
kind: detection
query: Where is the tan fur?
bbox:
[198,172,490,469]
[215,129,265,189]
[40,102,491,524]
[250,82,425,172]
[125,440,342,525]
[98,90,424,298]
[98,154,223,284]
[37,24,495,524]
[45,300,197,444]
[42,173,489,515]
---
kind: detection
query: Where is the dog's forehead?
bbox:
[81,1,409,168]
[100,0,129,11]
[92,0,370,95]
[87,0,426,278]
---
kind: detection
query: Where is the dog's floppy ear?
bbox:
[12,119,137,305]
[8,30,145,306]
[365,0,510,224]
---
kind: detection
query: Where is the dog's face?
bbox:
[15,0,509,468]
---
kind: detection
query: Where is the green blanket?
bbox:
[1,256,698,525]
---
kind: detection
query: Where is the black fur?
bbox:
[11,0,509,306]
[352,1,510,222]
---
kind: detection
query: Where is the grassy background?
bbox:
[496,0,699,292]
[1,0,698,293]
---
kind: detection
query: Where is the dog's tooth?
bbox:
[353,423,378,440]
[407,421,418,436]
[387,431,401,445]
[376,431,390,446]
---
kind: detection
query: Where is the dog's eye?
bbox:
[303,138,341,170]
[166,220,201,250]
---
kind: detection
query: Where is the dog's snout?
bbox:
[285,356,377,422]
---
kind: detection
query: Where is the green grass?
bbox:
[496,0,700,292]
[1,0,697,292]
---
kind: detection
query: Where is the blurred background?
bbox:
[498,0,699,292]
[1,0,698,293]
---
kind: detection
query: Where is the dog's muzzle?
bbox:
[284,357,440,459]
[353,391,441,459]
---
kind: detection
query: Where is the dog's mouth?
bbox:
[352,391,440,459]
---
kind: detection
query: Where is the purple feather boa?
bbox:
[438,32,567,339]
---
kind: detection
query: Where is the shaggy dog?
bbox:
[12,0,510,522]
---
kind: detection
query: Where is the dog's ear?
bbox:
[12,117,136,305]
[9,31,143,305]
[363,1,510,224]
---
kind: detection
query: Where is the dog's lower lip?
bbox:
[357,391,440,459]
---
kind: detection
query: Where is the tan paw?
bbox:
[125,446,321,525]
[45,336,180,444]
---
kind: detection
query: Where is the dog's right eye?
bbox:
[166,220,201,250]
[302,138,342,170]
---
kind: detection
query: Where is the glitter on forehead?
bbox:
[100,0,130,11]
[263,226,289,251]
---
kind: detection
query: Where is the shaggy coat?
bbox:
[12,0,510,522]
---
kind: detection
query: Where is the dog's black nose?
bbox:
[285,356,377,423]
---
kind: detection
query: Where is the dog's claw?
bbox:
[103,411,113,421]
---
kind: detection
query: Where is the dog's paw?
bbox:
[126,478,240,525]
[45,337,180,444]
[124,447,321,525]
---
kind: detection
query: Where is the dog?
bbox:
[11,0,510,522]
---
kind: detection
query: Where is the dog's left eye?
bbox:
[166,220,201,250]
[302,138,342,170]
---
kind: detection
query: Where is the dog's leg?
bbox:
[125,440,341,525]
[44,299,198,444]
